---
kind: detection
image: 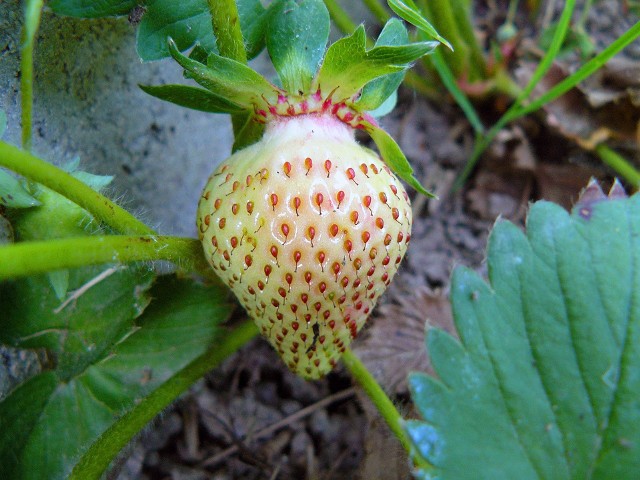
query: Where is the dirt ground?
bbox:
[113,2,640,479]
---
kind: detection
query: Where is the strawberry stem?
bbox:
[0,235,205,280]
[69,319,259,480]
[0,141,153,235]
[342,348,434,472]
[208,0,247,64]
[20,0,44,152]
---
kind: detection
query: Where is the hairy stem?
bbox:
[0,235,205,280]
[20,0,44,151]
[363,0,390,23]
[208,0,247,64]
[0,141,153,235]
[69,320,259,480]
[342,348,433,472]
[323,0,358,34]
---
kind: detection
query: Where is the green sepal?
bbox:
[266,0,330,94]
[316,25,438,101]
[136,0,218,61]
[356,18,409,112]
[387,0,453,50]
[233,115,265,152]
[167,38,280,109]
[366,123,435,197]
[139,84,245,114]
[0,169,41,208]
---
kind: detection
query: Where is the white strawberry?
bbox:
[143,4,438,378]
[196,114,412,378]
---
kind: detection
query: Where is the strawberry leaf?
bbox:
[0,273,231,479]
[139,84,245,114]
[137,0,218,61]
[47,0,137,18]
[237,0,271,60]
[266,0,330,94]
[408,188,640,479]
[356,18,409,112]
[316,25,438,101]
[167,38,280,109]
[366,124,435,197]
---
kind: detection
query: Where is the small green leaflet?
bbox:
[139,84,245,114]
[365,124,435,197]
[167,38,280,109]
[408,185,640,479]
[266,0,330,94]
[387,0,453,50]
[316,25,438,101]
[356,18,409,112]
[0,170,40,208]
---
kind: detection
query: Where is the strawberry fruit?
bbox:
[143,0,439,378]
[196,115,412,378]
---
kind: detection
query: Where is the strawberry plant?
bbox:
[1,1,640,479]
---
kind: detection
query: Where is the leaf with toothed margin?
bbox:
[0,170,41,209]
[316,25,438,102]
[366,124,435,197]
[356,18,409,112]
[387,0,453,50]
[167,38,280,110]
[139,84,245,114]
[407,184,640,479]
[266,0,330,95]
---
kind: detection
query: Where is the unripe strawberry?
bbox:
[197,114,412,379]
[144,7,438,378]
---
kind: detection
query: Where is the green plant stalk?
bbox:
[207,0,252,143]
[20,0,44,151]
[512,0,576,109]
[595,144,640,188]
[456,8,640,188]
[68,319,259,480]
[208,0,247,64]
[323,0,358,34]
[429,48,484,134]
[363,0,391,23]
[341,348,433,472]
[449,0,486,78]
[416,0,470,79]
[0,235,204,280]
[0,141,153,235]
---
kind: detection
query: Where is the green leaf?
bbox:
[48,0,137,18]
[316,25,437,101]
[366,124,435,197]
[387,0,453,50]
[136,0,218,61]
[233,113,265,152]
[0,169,40,208]
[356,18,409,112]
[408,189,640,479]
[266,0,330,94]
[237,0,270,60]
[139,84,245,114]
[0,273,231,479]
[167,38,279,108]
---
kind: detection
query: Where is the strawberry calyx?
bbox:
[254,88,378,131]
